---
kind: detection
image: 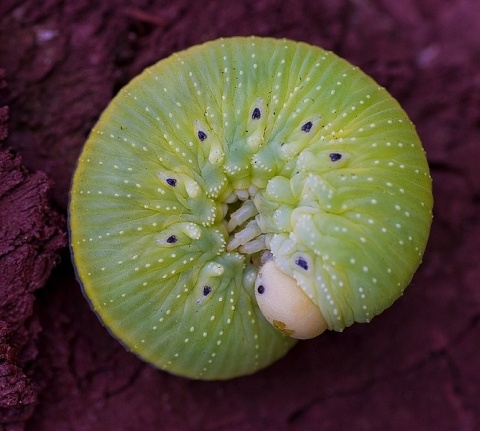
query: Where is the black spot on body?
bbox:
[166,178,177,186]
[301,121,313,132]
[198,130,207,141]
[329,153,342,162]
[295,257,308,270]
[203,286,212,296]
[166,235,177,244]
[252,107,261,120]
[257,285,265,294]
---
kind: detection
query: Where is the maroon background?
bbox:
[1,1,480,430]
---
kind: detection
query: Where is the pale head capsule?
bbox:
[255,260,327,339]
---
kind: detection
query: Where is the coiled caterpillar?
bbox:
[69,37,433,380]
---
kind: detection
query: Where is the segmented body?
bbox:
[69,37,433,380]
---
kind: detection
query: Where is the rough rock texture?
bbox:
[0,127,66,427]
[1,0,480,430]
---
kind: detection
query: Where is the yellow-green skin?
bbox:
[69,37,433,380]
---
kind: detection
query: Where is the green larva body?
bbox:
[69,37,433,380]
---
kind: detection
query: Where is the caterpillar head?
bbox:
[255,260,327,339]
